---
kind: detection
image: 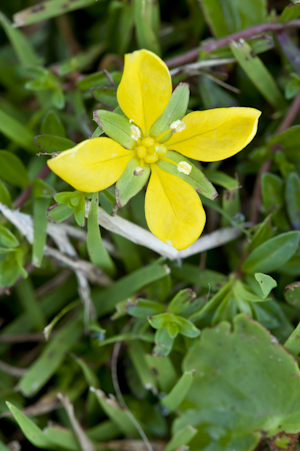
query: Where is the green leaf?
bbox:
[168,288,196,314]
[144,355,177,393]
[0,151,29,188]
[127,298,165,319]
[0,225,19,248]
[92,388,138,437]
[0,248,27,288]
[199,74,238,109]
[150,83,190,140]
[35,135,75,153]
[93,110,135,149]
[77,71,122,91]
[171,263,227,289]
[284,282,300,310]
[158,151,218,200]
[199,0,267,37]
[267,126,300,164]
[5,402,55,449]
[54,191,86,226]
[161,370,195,413]
[0,108,36,152]
[94,261,170,317]
[127,341,157,392]
[177,314,300,450]
[43,427,80,451]
[243,231,300,274]
[72,354,100,389]
[116,157,150,207]
[177,316,201,338]
[254,273,277,299]
[16,278,46,330]
[164,425,198,451]
[204,170,239,190]
[87,192,116,277]
[279,2,300,22]
[13,0,97,27]
[91,86,118,108]
[284,321,300,356]
[134,0,161,55]
[41,110,66,137]
[285,172,300,229]
[0,12,41,65]
[153,326,174,357]
[0,180,11,206]
[17,318,82,397]
[230,40,286,110]
[51,88,65,109]
[47,203,74,223]
[246,214,275,252]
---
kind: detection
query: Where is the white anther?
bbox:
[134,166,145,176]
[177,161,192,175]
[130,125,141,141]
[170,120,186,133]
[129,119,134,123]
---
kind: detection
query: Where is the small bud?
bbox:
[131,125,141,141]
[170,120,186,133]
[134,166,145,176]
[177,161,192,175]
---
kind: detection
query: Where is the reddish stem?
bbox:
[165,20,300,69]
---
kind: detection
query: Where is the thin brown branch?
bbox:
[13,165,50,210]
[165,20,300,69]
[0,360,27,377]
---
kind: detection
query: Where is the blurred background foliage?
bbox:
[3,0,300,450]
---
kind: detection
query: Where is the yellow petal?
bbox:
[47,138,135,192]
[166,107,261,161]
[117,49,172,136]
[145,165,206,250]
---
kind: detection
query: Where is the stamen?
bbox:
[155,145,167,157]
[144,154,158,164]
[141,137,155,147]
[131,125,141,141]
[177,161,192,175]
[170,120,186,133]
[136,145,147,158]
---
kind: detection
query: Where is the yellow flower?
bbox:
[47,49,261,251]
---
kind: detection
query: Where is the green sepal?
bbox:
[150,83,190,143]
[157,151,218,200]
[116,157,150,207]
[93,109,136,150]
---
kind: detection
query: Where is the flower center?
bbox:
[135,136,167,166]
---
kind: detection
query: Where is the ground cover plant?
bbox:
[2,0,300,450]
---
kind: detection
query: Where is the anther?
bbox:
[177,161,192,175]
[134,166,145,176]
[170,120,186,133]
[131,125,141,141]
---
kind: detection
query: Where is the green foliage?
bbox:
[2,1,300,451]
